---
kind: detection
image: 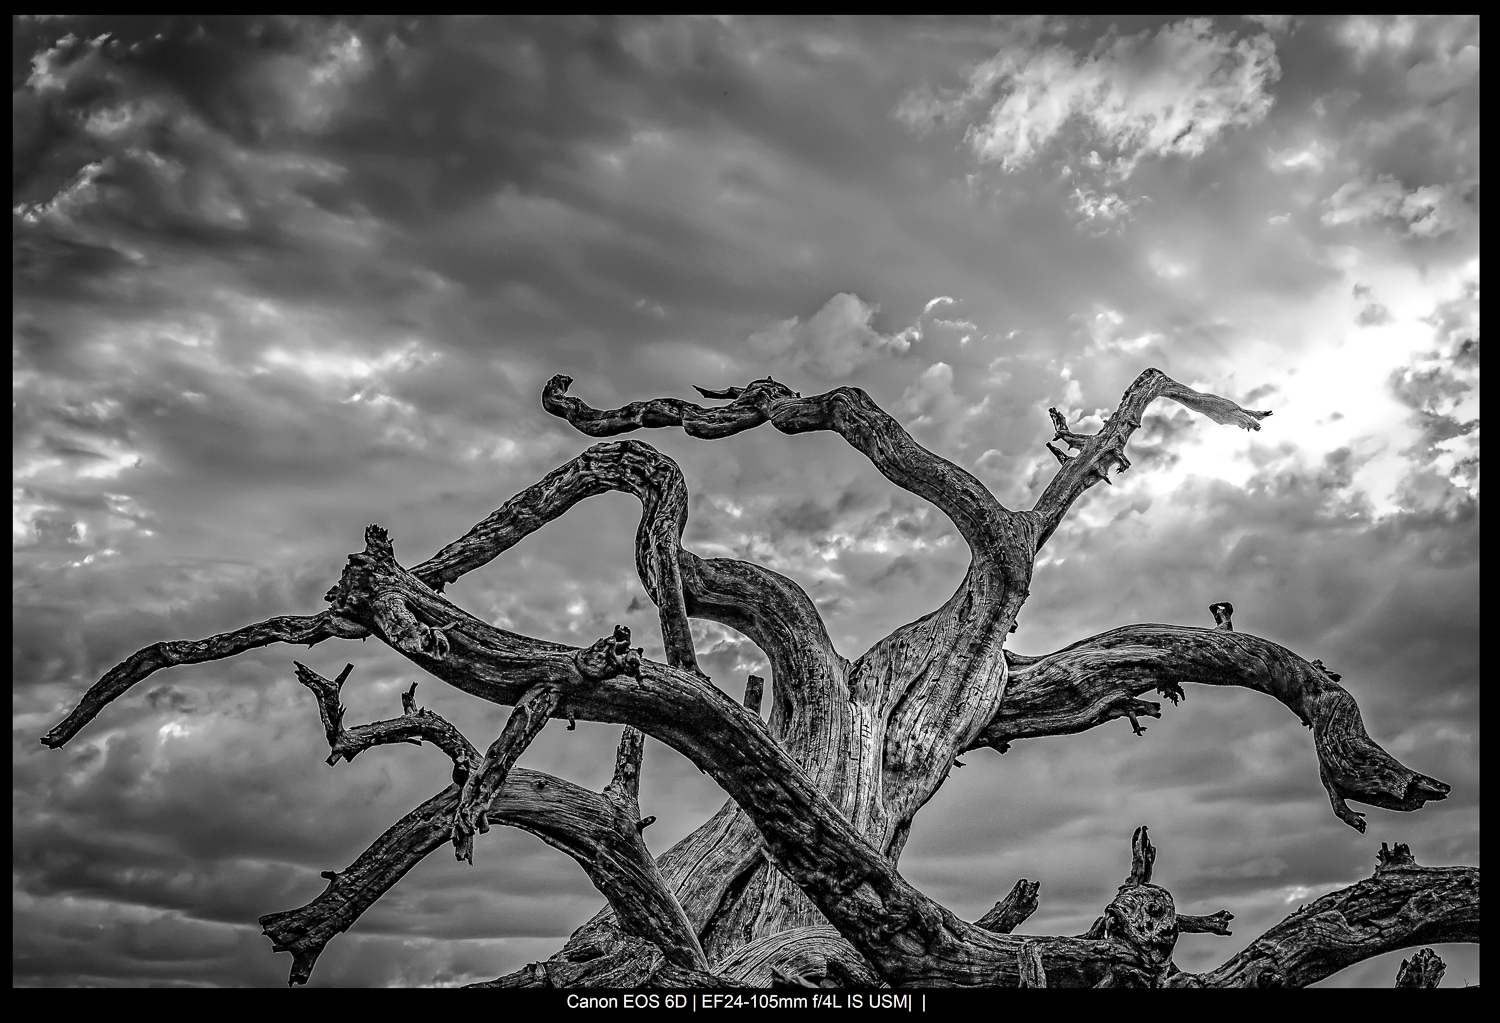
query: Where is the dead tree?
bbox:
[40,367,1477,988]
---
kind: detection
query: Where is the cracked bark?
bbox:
[40,367,1473,988]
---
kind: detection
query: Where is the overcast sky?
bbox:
[13,16,1479,988]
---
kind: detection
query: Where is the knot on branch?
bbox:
[635,815,656,832]
[1376,841,1418,872]
[1047,407,1092,451]
[1311,658,1342,682]
[1209,601,1235,630]
[576,625,643,680]
[1395,948,1446,988]
[1103,883,1177,971]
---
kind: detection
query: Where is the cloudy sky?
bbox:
[13,16,1479,987]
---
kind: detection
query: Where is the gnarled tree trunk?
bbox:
[40,367,1475,988]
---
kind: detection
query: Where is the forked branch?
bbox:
[1031,368,1271,549]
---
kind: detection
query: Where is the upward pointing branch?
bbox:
[1030,368,1271,550]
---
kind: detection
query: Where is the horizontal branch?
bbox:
[974,618,1450,830]
[542,374,1026,580]
[1030,368,1271,550]
[1170,856,1479,987]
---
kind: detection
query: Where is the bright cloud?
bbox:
[905,19,1280,177]
[1322,176,1469,237]
[748,292,920,379]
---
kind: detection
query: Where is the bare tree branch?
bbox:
[974,616,1450,830]
[451,682,561,863]
[1177,911,1234,936]
[420,438,841,700]
[1030,368,1271,550]
[291,664,480,780]
[542,374,1022,575]
[261,763,710,985]
[39,611,368,750]
[975,878,1040,934]
[268,660,708,984]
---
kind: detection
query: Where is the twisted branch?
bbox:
[975,613,1450,831]
[542,374,1023,576]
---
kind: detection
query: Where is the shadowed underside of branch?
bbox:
[38,365,1473,989]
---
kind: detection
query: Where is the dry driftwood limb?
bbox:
[1169,848,1478,988]
[1030,368,1271,550]
[451,682,561,863]
[978,621,1450,832]
[41,364,1472,989]
[260,758,708,984]
[976,878,1041,934]
[270,661,706,984]
[291,664,479,781]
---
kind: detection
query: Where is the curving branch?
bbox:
[542,374,1024,576]
[972,612,1450,831]
[40,611,368,750]
[40,440,841,754]
[1030,368,1271,550]
[420,437,839,700]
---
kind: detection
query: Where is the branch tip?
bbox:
[1209,601,1235,630]
[1395,948,1446,988]
[1127,825,1156,886]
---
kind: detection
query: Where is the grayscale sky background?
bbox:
[13,15,1479,987]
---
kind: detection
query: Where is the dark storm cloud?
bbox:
[15,15,1477,987]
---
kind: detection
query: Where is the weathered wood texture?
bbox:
[40,367,1473,988]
